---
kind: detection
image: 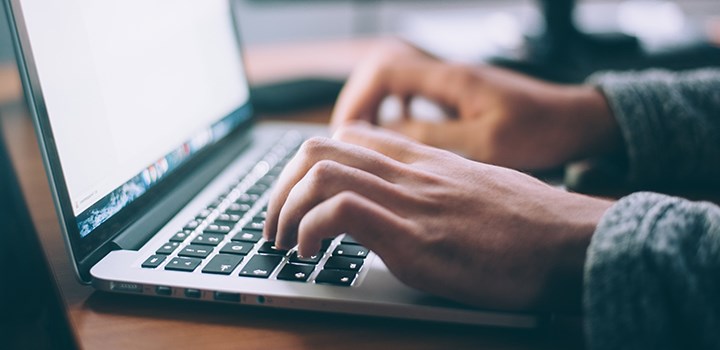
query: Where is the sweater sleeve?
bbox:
[584,192,720,350]
[587,69,720,188]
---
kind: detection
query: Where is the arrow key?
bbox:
[277,263,314,282]
[239,255,282,278]
[165,257,202,272]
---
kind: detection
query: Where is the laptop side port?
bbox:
[184,289,202,298]
[155,286,172,296]
[110,282,143,293]
[214,292,240,302]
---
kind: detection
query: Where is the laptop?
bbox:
[5,0,536,327]
[0,117,79,349]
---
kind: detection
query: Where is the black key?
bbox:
[235,193,260,205]
[156,242,180,255]
[213,213,242,225]
[253,212,267,221]
[238,255,283,278]
[289,251,321,265]
[267,166,284,176]
[202,254,243,275]
[165,257,202,272]
[231,230,262,243]
[141,255,166,268]
[252,217,266,225]
[244,221,264,231]
[203,224,232,235]
[315,270,356,286]
[225,203,251,215]
[246,184,270,195]
[324,256,364,272]
[192,233,225,246]
[256,175,276,186]
[183,220,200,231]
[277,263,314,282]
[257,241,288,256]
[219,242,253,255]
[333,244,368,259]
[320,239,333,252]
[170,231,191,242]
[178,245,213,259]
[341,235,360,245]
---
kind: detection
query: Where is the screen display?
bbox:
[19,0,251,236]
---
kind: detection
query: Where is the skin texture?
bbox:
[263,40,627,311]
[264,123,614,311]
[331,40,622,171]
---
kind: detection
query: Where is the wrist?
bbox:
[560,85,624,161]
[542,193,614,313]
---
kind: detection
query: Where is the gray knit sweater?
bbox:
[585,69,720,349]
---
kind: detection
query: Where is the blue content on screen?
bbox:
[75,105,252,237]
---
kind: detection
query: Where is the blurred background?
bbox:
[2,0,720,112]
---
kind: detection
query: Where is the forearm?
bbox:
[587,69,720,189]
[584,192,720,350]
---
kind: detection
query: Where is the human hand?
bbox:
[331,40,622,171]
[264,123,613,311]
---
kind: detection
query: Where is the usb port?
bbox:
[214,292,240,302]
[184,289,202,298]
[155,286,172,296]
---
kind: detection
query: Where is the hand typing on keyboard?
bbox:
[264,122,613,311]
[329,40,620,172]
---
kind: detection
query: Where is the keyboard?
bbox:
[141,133,370,287]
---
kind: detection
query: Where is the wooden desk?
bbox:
[1,39,581,349]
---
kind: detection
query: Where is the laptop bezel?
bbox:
[5,0,259,283]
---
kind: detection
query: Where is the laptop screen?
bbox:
[18,0,251,237]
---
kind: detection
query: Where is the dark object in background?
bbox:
[0,118,80,350]
[495,0,720,83]
[251,77,345,115]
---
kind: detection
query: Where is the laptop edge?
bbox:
[5,0,538,328]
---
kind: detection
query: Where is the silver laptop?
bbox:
[5,0,536,327]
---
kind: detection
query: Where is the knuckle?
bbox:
[307,159,341,186]
[370,46,401,66]
[331,191,361,218]
[299,137,332,158]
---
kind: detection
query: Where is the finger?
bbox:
[274,160,404,249]
[296,191,412,259]
[263,137,405,242]
[330,61,387,128]
[384,119,472,155]
[332,122,434,163]
[330,59,463,130]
